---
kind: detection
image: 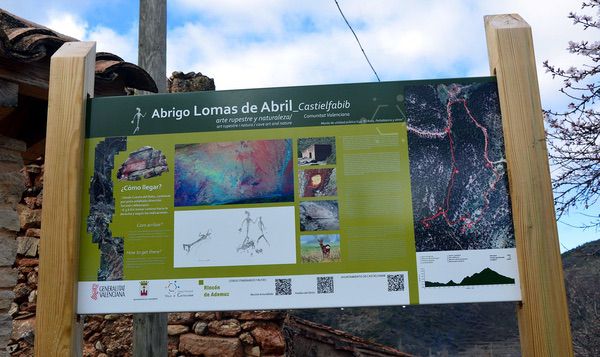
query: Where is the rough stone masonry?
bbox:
[6,72,288,357]
[0,136,26,357]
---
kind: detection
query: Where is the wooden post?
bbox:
[134,0,168,355]
[34,41,96,357]
[485,14,573,356]
[138,0,167,94]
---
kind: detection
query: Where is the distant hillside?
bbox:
[562,239,600,356]
[292,239,600,356]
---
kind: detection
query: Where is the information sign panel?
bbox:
[77,78,520,313]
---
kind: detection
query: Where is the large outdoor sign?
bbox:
[77,77,521,313]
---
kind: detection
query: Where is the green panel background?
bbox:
[79,123,418,303]
[79,77,497,306]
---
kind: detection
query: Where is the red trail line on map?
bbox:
[418,98,501,232]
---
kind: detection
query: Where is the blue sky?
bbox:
[2,0,598,250]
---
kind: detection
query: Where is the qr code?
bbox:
[317,276,334,294]
[387,274,405,291]
[275,278,292,295]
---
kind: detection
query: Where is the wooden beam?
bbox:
[0,79,18,106]
[0,56,49,91]
[19,83,49,101]
[0,107,16,121]
[34,41,95,357]
[138,0,167,93]
[134,1,168,355]
[485,14,573,357]
[22,138,45,163]
[0,57,49,100]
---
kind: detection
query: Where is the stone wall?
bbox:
[0,136,26,357]
[82,311,285,357]
[7,157,42,357]
[6,156,286,357]
[5,71,290,357]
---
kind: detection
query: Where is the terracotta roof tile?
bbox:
[0,8,157,93]
[285,315,415,356]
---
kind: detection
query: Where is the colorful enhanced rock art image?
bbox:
[174,139,294,206]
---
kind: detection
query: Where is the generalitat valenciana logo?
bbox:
[91,284,99,300]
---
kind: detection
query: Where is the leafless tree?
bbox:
[544,0,600,229]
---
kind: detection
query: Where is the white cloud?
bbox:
[171,0,328,36]
[165,0,594,117]
[166,1,489,88]
[479,0,597,109]
[5,0,591,108]
[3,0,598,245]
[2,3,137,64]
[85,26,137,64]
[29,9,138,65]
[44,11,88,40]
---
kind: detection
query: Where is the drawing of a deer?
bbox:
[318,238,330,259]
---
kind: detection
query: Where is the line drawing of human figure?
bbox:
[131,107,145,134]
[238,210,256,251]
[256,216,270,246]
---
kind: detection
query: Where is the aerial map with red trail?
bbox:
[406,81,516,252]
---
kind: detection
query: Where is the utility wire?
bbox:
[334,0,381,82]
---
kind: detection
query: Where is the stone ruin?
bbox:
[168,72,215,93]
[301,144,332,162]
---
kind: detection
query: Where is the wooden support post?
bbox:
[138,0,167,94]
[485,14,573,357]
[134,0,168,355]
[34,41,96,357]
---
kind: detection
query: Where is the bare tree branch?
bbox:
[545,1,600,229]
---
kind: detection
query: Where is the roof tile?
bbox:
[0,8,157,93]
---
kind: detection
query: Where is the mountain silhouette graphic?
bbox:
[425,268,515,287]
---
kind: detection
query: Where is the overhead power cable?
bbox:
[334,0,381,82]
